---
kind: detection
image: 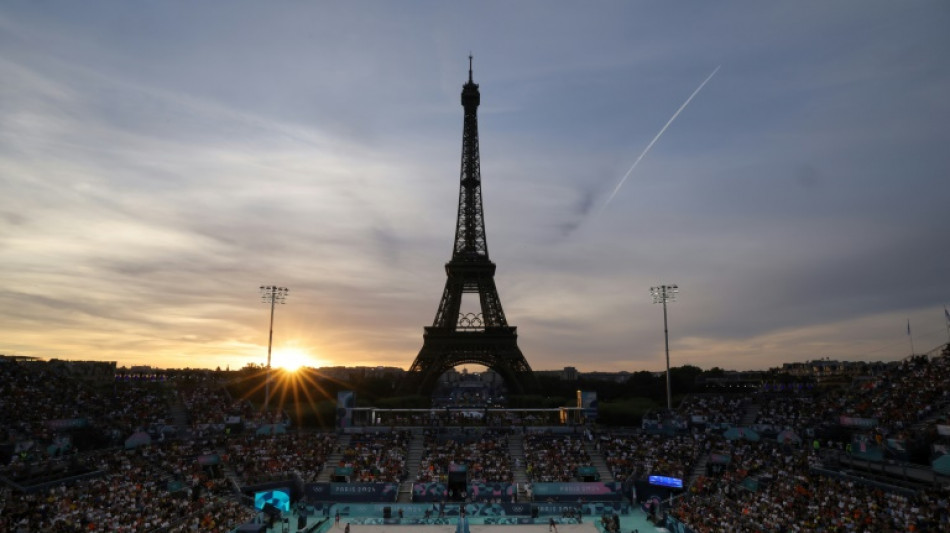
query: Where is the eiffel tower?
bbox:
[402,58,538,396]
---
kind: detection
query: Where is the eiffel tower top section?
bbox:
[452,55,489,263]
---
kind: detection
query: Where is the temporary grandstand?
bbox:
[1,346,949,532]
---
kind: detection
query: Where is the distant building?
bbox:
[561,366,579,381]
[46,358,117,384]
[438,367,461,384]
[581,371,631,383]
[0,354,43,362]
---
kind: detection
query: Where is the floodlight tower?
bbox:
[260,285,289,412]
[650,284,678,411]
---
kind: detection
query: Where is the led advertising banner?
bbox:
[337,391,355,428]
[533,501,624,516]
[839,416,877,429]
[530,482,623,502]
[254,489,291,513]
[648,475,683,489]
[305,482,399,503]
[580,391,598,420]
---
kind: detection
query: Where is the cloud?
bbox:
[1,2,948,373]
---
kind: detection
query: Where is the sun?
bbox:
[271,347,317,372]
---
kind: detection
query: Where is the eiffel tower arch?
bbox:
[401,58,538,397]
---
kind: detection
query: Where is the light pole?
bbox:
[260,285,289,412]
[650,284,678,412]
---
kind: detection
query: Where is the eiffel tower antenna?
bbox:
[402,58,538,396]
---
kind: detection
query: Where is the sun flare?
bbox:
[272,347,317,372]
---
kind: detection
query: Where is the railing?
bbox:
[820,448,949,488]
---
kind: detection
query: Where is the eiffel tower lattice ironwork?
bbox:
[402,58,538,396]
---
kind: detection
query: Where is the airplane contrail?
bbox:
[602,65,721,209]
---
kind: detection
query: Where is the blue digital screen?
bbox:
[254,489,291,512]
[648,475,683,488]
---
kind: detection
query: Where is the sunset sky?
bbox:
[2,2,949,373]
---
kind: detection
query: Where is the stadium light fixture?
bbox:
[650,284,678,412]
[260,285,289,412]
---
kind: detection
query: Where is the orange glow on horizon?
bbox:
[270,346,322,372]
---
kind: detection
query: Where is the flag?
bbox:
[907,320,911,336]
[945,306,950,324]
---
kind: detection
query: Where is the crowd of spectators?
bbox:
[823,354,950,435]
[523,432,592,482]
[165,500,258,533]
[1,360,179,486]
[600,432,703,483]
[430,370,507,410]
[0,359,309,532]
[0,359,175,448]
[1,360,93,445]
[3,349,950,531]
[338,430,409,483]
[635,351,950,531]
[416,429,512,483]
[752,393,826,436]
[0,444,255,532]
[177,378,252,430]
[225,432,335,484]
[677,394,749,428]
[673,437,948,531]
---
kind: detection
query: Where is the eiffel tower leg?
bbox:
[402,330,538,397]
